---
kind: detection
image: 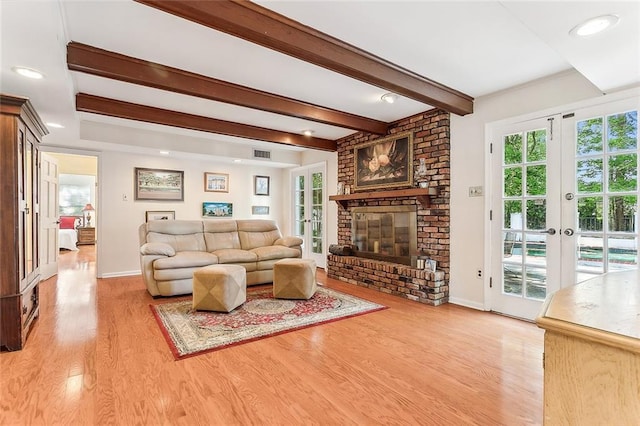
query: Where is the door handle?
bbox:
[538,228,556,235]
[564,228,574,236]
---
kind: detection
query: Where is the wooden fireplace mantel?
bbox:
[329,187,438,209]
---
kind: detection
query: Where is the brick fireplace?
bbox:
[328,109,450,306]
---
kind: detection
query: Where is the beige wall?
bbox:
[49,152,97,175]
[97,151,291,278]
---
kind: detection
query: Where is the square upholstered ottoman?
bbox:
[193,264,246,312]
[273,258,317,299]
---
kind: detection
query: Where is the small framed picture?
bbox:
[254,175,270,196]
[426,259,437,272]
[203,202,233,218]
[145,210,175,222]
[204,172,229,193]
[252,206,269,215]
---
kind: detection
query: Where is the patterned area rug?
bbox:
[151,286,386,360]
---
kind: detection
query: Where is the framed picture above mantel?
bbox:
[353,132,413,191]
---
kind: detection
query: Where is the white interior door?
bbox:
[40,152,59,280]
[490,116,562,320]
[291,163,326,267]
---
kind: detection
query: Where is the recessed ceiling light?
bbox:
[12,66,45,79]
[46,122,64,129]
[159,150,170,155]
[570,14,619,37]
[302,129,314,136]
[381,93,398,104]
[233,159,242,163]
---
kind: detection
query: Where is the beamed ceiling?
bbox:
[65,0,473,153]
[1,1,638,164]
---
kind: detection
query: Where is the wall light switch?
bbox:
[469,186,483,197]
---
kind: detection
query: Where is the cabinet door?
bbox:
[22,131,39,290]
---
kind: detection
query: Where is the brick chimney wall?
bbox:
[328,109,451,305]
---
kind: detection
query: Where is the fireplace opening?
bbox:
[351,206,417,266]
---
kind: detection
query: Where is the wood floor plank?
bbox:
[0,246,544,425]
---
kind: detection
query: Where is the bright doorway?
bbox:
[291,162,326,268]
[489,97,638,320]
[40,151,98,280]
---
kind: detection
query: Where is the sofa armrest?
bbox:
[140,242,176,257]
[275,236,303,248]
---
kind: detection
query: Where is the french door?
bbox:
[291,163,326,267]
[490,97,639,320]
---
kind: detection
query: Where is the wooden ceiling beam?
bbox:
[75,93,337,151]
[135,0,474,116]
[67,42,387,135]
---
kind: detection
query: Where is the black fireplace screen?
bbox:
[351,206,417,266]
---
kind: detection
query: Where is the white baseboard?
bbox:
[449,297,486,311]
[99,270,141,279]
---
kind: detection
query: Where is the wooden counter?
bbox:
[536,269,640,425]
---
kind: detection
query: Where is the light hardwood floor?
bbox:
[1,246,544,425]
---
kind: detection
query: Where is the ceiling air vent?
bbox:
[253,149,271,160]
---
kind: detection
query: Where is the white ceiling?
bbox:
[1,1,638,166]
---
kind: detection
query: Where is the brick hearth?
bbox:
[327,255,448,306]
[328,109,450,306]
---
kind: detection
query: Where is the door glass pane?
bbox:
[526,165,546,196]
[577,117,603,155]
[577,197,603,231]
[503,263,523,296]
[526,199,546,230]
[577,159,603,193]
[504,200,523,229]
[577,235,604,275]
[608,196,637,232]
[608,236,638,271]
[608,154,637,191]
[607,111,637,152]
[526,129,546,161]
[504,133,522,164]
[525,265,546,300]
[504,167,522,196]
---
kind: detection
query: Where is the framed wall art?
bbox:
[251,206,269,215]
[254,175,270,196]
[135,167,184,201]
[353,132,413,191]
[145,210,175,222]
[204,172,229,193]
[202,202,233,218]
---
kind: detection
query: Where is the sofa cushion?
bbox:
[250,245,301,261]
[153,251,218,270]
[237,219,282,250]
[275,236,303,247]
[204,220,241,251]
[154,267,205,282]
[213,248,257,264]
[140,242,175,257]
[148,232,206,252]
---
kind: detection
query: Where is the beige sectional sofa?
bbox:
[139,219,303,297]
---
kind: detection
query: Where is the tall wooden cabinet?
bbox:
[0,94,48,351]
